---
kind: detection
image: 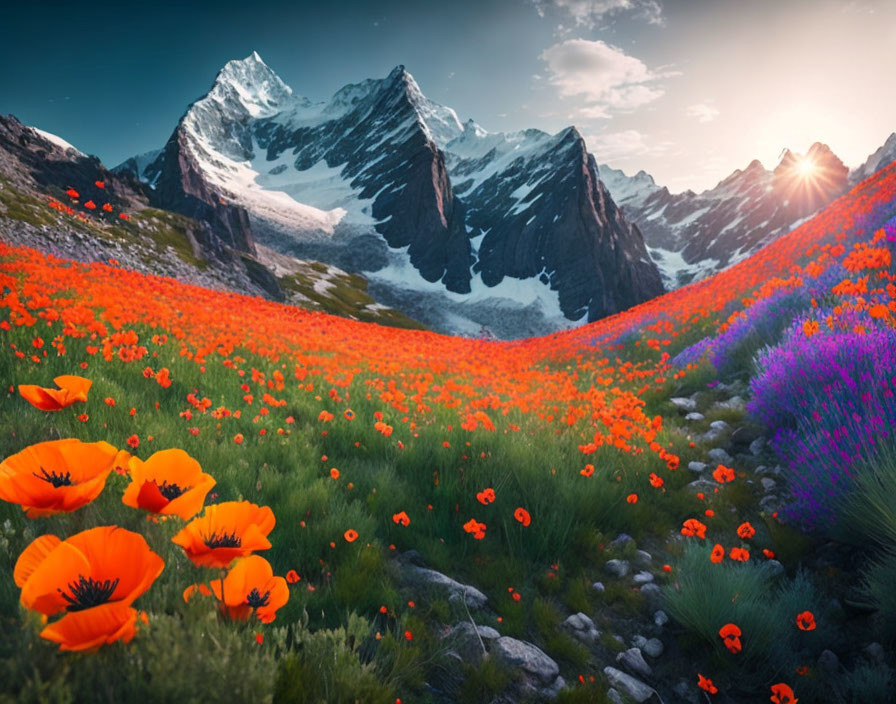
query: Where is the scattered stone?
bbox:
[688,461,707,473]
[633,571,654,585]
[399,563,488,609]
[592,581,606,592]
[444,622,500,663]
[603,667,663,703]
[606,559,630,578]
[493,637,560,684]
[671,397,697,412]
[818,649,840,675]
[685,412,704,421]
[715,395,745,411]
[708,447,734,465]
[687,479,718,494]
[654,610,669,627]
[617,647,653,678]
[607,688,626,704]
[562,613,600,644]
[761,477,777,492]
[643,638,664,658]
[864,642,885,664]
[635,549,653,566]
[611,533,635,548]
[766,560,785,578]
[709,420,730,431]
[639,584,662,603]
[749,437,766,456]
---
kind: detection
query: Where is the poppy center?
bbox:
[246,588,270,608]
[154,480,190,500]
[203,531,242,549]
[33,467,74,488]
[58,574,120,611]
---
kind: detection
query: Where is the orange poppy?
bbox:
[795,611,816,631]
[736,522,756,539]
[580,464,594,477]
[15,526,162,651]
[392,511,410,526]
[344,529,359,542]
[718,623,742,654]
[626,493,638,504]
[171,501,275,568]
[729,547,750,562]
[463,518,486,539]
[285,570,301,584]
[476,488,496,505]
[697,673,718,694]
[40,602,143,652]
[770,683,798,704]
[206,555,289,623]
[122,448,216,520]
[514,507,531,526]
[712,465,736,483]
[710,544,725,563]
[18,375,91,411]
[681,518,707,539]
[0,439,128,518]
[648,472,664,488]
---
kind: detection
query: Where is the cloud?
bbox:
[584,129,671,161]
[540,39,675,116]
[686,102,720,123]
[533,0,664,27]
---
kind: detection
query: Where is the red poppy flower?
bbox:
[697,673,718,694]
[514,507,531,526]
[580,464,594,477]
[344,529,358,542]
[208,555,289,623]
[729,547,750,562]
[710,544,725,563]
[712,465,735,483]
[649,472,664,488]
[392,511,410,527]
[770,683,798,704]
[171,501,275,568]
[122,448,216,520]
[476,488,496,505]
[736,522,756,539]
[286,570,301,584]
[795,611,816,631]
[18,375,91,411]
[0,439,129,518]
[626,493,638,504]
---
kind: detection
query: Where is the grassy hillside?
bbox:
[1,164,896,703]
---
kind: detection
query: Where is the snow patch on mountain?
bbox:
[30,127,84,156]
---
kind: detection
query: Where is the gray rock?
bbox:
[654,610,669,627]
[617,647,653,678]
[818,649,840,675]
[687,479,718,494]
[643,638,664,658]
[611,533,635,548]
[761,477,777,492]
[632,635,648,648]
[639,583,662,603]
[715,396,745,411]
[864,642,885,664]
[670,397,697,412]
[633,570,655,585]
[685,412,705,421]
[493,637,560,684]
[444,622,500,663]
[607,688,626,704]
[592,581,606,592]
[688,461,707,473]
[606,559,631,578]
[635,549,653,565]
[707,447,734,465]
[749,437,766,456]
[766,560,785,578]
[603,667,663,703]
[562,612,600,644]
[709,420,731,431]
[400,564,488,609]
[540,675,567,699]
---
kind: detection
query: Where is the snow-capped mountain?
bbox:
[599,143,849,288]
[851,132,896,185]
[116,52,664,337]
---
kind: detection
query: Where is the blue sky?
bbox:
[1,0,894,191]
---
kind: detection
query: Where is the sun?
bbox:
[796,157,816,178]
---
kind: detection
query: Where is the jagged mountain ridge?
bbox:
[599,143,851,288]
[116,52,664,337]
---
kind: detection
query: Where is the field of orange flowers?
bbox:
[1,163,895,702]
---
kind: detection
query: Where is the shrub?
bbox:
[748,324,896,531]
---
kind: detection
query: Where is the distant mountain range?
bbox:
[3,51,895,337]
[113,52,664,337]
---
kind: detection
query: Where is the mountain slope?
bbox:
[851,132,896,185]
[117,52,664,337]
[600,143,849,288]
